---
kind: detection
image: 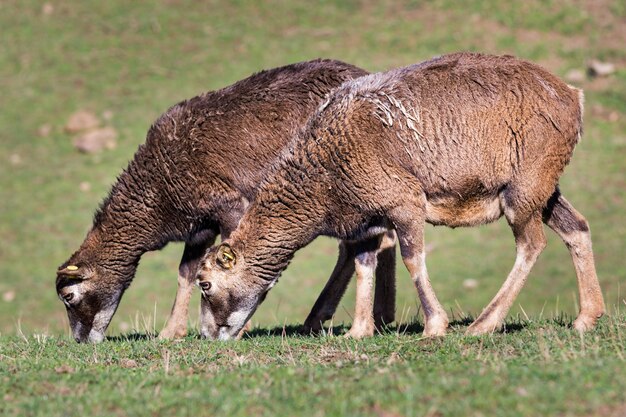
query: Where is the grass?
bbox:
[0,0,625,416]
[1,314,625,417]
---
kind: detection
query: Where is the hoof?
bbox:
[374,315,395,332]
[302,318,325,335]
[423,325,447,337]
[572,312,604,333]
[158,326,187,340]
[344,325,375,339]
[423,314,449,337]
[466,320,500,336]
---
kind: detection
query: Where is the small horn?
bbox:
[216,244,237,269]
[57,264,85,279]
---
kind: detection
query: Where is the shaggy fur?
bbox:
[197,52,605,340]
[55,59,385,343]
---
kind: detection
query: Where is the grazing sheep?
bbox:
[196,52,605,340]
[55,59,399,343]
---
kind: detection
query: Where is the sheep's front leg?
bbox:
[391,205,448,337]
[159,234,216,339]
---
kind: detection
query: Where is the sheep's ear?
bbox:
[57,265,89,280]
[216,244,236,270]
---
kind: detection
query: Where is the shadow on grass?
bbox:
[246,311,574,338]
[242,316,534,339]
[243,324,348,338]
[106,332,157,342]
[104,315,576,342]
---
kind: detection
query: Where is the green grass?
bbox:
[1,315,625,417]
[0,0,625,415]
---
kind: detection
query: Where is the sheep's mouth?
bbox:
[217,325,235,341]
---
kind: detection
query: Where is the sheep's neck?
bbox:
[73,167,175,281]
[235,183,327,282]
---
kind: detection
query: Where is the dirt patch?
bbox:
[584,403,626,417]
[65,110,100,133]
[54,364,75,374]
[371,404,410,417]
[119,358,138,368]
[73,126,118,153]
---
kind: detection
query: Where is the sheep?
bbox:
[195,52,605,340]
[55,59,399,343]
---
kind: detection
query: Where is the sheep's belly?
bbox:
[425,194,503,228]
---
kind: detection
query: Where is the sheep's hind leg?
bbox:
[304,232,397,335]
[374,230,396,330]
[344,237,381,339]
[390,205,448,337]
[303,241,356,334]
[159,235,216,340]
[542,190,605,332]
[467,212,546,335]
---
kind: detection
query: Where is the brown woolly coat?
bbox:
[197,52,601,339]
[56,59,368,342]
[229,53,582,277]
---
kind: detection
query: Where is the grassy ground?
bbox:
[1,0,625,415]
[1,315,625,417]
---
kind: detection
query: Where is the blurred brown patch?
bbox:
[371,404,410,417]
[54,364,75,374]
[120,358,138,368]
[65,110,100,133]
[2,291,16,302]
[73,127,118,153]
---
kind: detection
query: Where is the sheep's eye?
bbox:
[199,281,212,292]
[62,292,74,303]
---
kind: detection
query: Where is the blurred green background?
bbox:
[1,0,624,337]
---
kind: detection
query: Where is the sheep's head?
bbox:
[196,242,273,340]
[56,261,126,343]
